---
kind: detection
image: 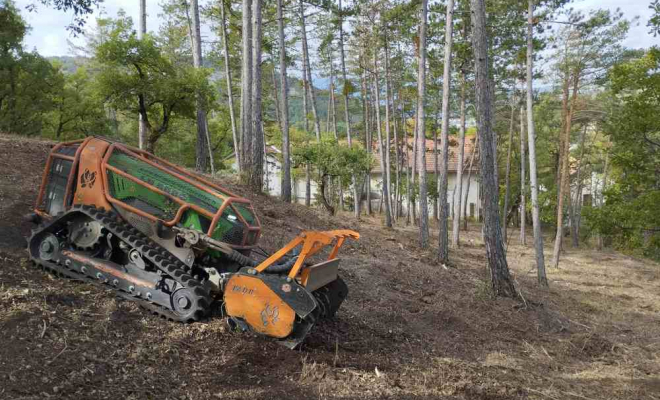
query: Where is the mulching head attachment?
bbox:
[223,230,359,348]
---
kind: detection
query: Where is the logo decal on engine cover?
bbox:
[80,169,97,189]
[261,303,280,326]
[232,284,256,296]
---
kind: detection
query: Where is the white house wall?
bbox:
[236,156,480,216]
[369,172,481,219]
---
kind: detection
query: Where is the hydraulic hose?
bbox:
[174,227,299,274]
[226,248,298,274]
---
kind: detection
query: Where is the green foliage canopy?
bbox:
[585,48,660,260]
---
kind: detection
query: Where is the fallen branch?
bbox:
[47,339,68,365]
[39,319,47,339]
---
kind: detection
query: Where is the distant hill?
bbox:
[46,56,90,74]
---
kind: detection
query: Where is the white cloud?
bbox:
[15,0,165,56]
[573,0,658,49]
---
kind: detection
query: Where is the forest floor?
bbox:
[1,134,659,399]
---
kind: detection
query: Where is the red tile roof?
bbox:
[372,136,478,173]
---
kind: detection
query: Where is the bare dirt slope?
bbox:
[1,134,659,399]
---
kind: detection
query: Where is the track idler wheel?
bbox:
[30,233,60,262]
[171,288,202,320]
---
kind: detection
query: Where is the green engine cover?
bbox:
[105,150,256,248]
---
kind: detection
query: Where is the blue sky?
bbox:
[14,0,659,58]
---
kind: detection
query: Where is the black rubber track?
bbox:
[29,204,212,322]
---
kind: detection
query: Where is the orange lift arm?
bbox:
[254,230,360,279]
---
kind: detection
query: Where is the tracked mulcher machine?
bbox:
[26,137,358,348]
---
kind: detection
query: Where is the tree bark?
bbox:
[452,69,466,246]
[301,54,309,134]
[276,0,291,202]
[361,66,372,215]
[337,0,359,218]
[189,0,212,173]
[470,0,517,297]
[463,131,477,231]
[374,52,392,227]
[552,69,579,267]
[434,107,439,222]
[337,0,351,145]
[220,0,240,171]
[570,124,587,247]
[383,37,394,224]
[249,0,264,192]
[392,89,401,222]
[519,104,527,246]
[271,65,282,132]
[597,153,609,250]
[240,0,253,174]
[403,99,411,224]
[438,0,454,262]
[319,174,335,215]
[502,99,515,241]
[300,0,321,140]
[329,50,339,140]
[526,0,547,286]
[411,100,418,225]
[138,0,147,150]
[305,163,311,206]
[417,0,430,248]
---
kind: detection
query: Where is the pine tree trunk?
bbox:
[220,0,240,171]
[452,69,466,247]
[276,0,291,202]
[302,48,310,200]
[433,108,439,222]
[411,99,419,225]
[392,92,401,221]
[361,67,372,215]
[383,38,394,224]
[271,66,282,132]
[301,63,309,134]
[438,0,454,261]
[417,0,430,248]
[240,0,253,174]
[336,0,359,218]
[138,0,147,150]
[552,70,579,267]
[249,0,264,192]
[263,133,269,192]
[519,104,527,246]
[300,0,321,140]
[470,0,517,297]
[329,52,339,140]
[570,124,587,247]
[189,0,212,173]
[463,131,477,231]
[502,100,515,241]
[337,0,351,145]
[374,53,392,227]
[305,163,311,206]
[526,0,547,286]
[597,153,609,250]
[403,98,410,224]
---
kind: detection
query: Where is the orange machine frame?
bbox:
[254,230,360,283]
[35,137,261,250]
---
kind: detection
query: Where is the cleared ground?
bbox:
[1,134,658,399]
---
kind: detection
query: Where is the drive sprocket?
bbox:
[68,216,104,249]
